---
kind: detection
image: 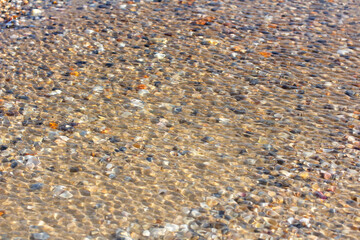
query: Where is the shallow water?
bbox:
[0,0,360,239]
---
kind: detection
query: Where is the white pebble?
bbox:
[302,151,314,158]
[287,217,295,224]
[155,53,166,60]
[121,112,132,118]
[300,218,311,227]
[190,209,201,217]
[138,89,150,96]
[181,207,190,215]
[59,191,73,199]
[84,29,94,34]
[180,224,189,232]
[337,49,351,55]
[324,81,332,87]
[150,227,166,237]
[164,223,179,232]
[31,9,43,16]
[93,86,104,93]
[142,230,150,237]
[130,99,144,108]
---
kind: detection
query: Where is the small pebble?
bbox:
[30,232,50,240]
[30,183,44,190]
[31,9,43,17]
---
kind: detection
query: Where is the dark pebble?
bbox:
[239,149,247,154]
[190,109,198,116]
[80,189,91,196]
[268,151,277,156]
[146,157,153,162]
[277,159,286,165]
[221,228,230,234]
[201,136,215,143]
[281,84,298,90]
[58,124,75,132]
[316,39,327,44]
[314,191,328,199]
[30,183,44,190]
[212,193,221,198]
[258,178,268,185]
[70,167,80,173]
[178,150,190,155]
[154,81,161,87]
[179,119,191,124]
[172,106,182,114]
[290,129,301,134]
[234,95,247,101]
[346,200,356,206]
[10,162,18,168]
[292,223,305,228]
[329,208,336,213]
[109,136,120,143]
[98,4,110,9]
[15,95,30,100]
[214,222,228,229]
[34,120,43,125]
[229,107,246,114]
[116,147,127,152]
[46,166,55,171]
[315,84,325,89]
[324,104,334,109]
[105,63,114,67]
[296,105,306,111]
[0,145,8,151]
[75,61,87,67]
[30,232,50,240]
[226,186,234,191]
[345,90,355,97]
[249,79,259,85]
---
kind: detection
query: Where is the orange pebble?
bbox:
[136,84,147,90]
[232,46,244,52]
[259,52,272,58]
[268,23,277,28]
[100,128,111,134]
[49,122,58,129]
[70,71,79,76]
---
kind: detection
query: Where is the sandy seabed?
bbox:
[0,0,360,239]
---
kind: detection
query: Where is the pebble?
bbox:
[149,227,166,238]
[164,223,180,232]
[30,233,50,240]
[115,229,133,240]
[30,9,43,17]
[30,183,44,190]
[154,53,166,60]
[59,191,73,199]
[142,230,150,237]
[0,0,359,239]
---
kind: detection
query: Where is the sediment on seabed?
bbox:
[0,0,360,239]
